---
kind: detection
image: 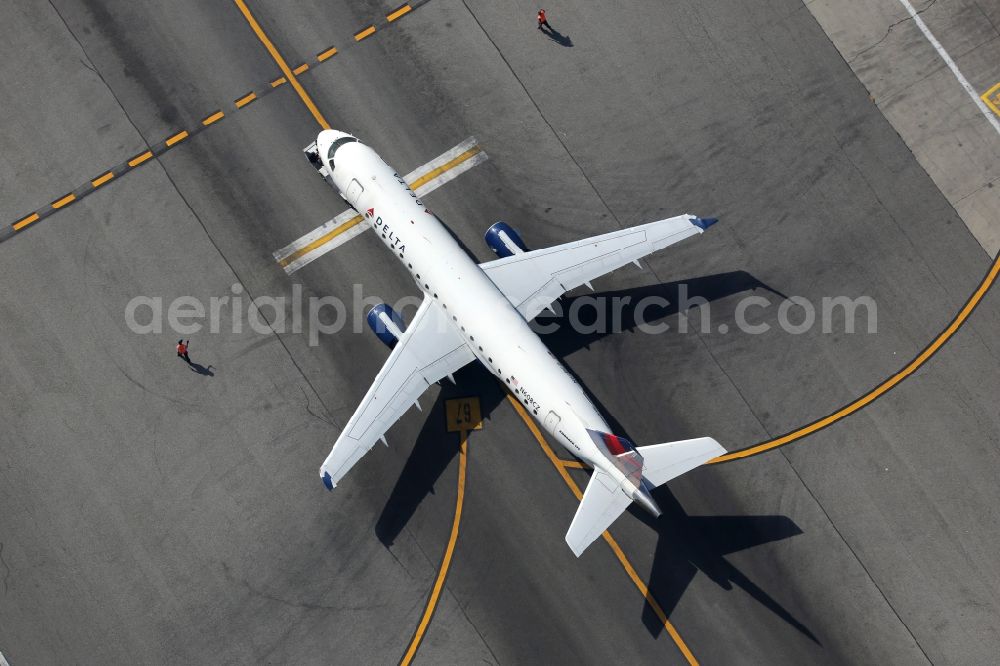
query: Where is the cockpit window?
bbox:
[326,136,358,169]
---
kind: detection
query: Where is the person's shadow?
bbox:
[188,362,215,376]
[541,25,573,47]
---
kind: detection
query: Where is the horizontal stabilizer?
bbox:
[565,470,632,557]
[564,436,725,556]
[637,437,725,487]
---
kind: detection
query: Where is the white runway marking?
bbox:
[1,650,10,666]
[274,137,488,274]
[896,0,1000,136]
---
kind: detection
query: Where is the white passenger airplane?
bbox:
[306,129,725,556]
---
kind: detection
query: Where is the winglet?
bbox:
[691,217,718,231]
[322,471,334,491]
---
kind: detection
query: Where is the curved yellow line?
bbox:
[710,251,1000,463]
[507,397,699,665]
[399,434,468,665]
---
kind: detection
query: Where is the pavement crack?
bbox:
[78,56,97,75]
[241,579,380,612]
[849,0,938,63]
[299,385,334,426]
[221,561,383,613]
[776,447,934,663]
[447,588,500,666]
[383,541,417,580]
[0,542,11,596]
[974,0,1000,37]
[111,359,201,408]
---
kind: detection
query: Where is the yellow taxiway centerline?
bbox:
[507,396,699,665]
[710,252,1000,463]
[232,0,331,130]
[399,434,468,665]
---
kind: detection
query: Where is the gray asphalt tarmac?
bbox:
[1,0,999,663]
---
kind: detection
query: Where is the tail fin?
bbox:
[564,436,724,557]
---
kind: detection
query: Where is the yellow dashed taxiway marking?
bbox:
[233,0,330,129]
[164,130,189,147]
[5,0,999,659]
[91,171,115,188]
[127,151,153,167]
[201,110,225,126]
[235,92,257,108]
[2,1,423,243]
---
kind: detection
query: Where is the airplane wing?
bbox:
[479,215,715,320]
[319,297,474,489]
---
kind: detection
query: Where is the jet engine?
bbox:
[366,304,406,348]
[484,221,528,258]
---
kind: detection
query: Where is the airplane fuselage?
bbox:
[318,130,655,503]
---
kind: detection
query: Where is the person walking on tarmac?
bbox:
[537,8,551,31]
[176,339,191,364]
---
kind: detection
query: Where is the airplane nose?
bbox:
[317,129,353,145]
[316,129,358,171]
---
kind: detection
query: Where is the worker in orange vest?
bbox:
[537,8,551,31]
[176,339,191,363]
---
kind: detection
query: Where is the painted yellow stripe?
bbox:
[233,0,331,130]
[165,130,189,147]
[292,63,309,75]
[354,25,376,41]
[128,151,153,167]
[235,92,257,108]
[277,143,484,269]
[202,110,225,126]
[278,214,364,268]
[710,253,1000,463]
[12,213,39,231]
[91,171,115,188]
[507,397,699,665]
[409,146,481,191]
[271,76,287,88]
[387,4,412,21]
[400,434,468,665]
[317,46,338,62]
[982,82,1000,116]
[52,193,76,209]
[559,459,588,469]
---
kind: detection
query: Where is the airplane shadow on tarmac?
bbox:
[628,492,818,643]
[376,271,816,642]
